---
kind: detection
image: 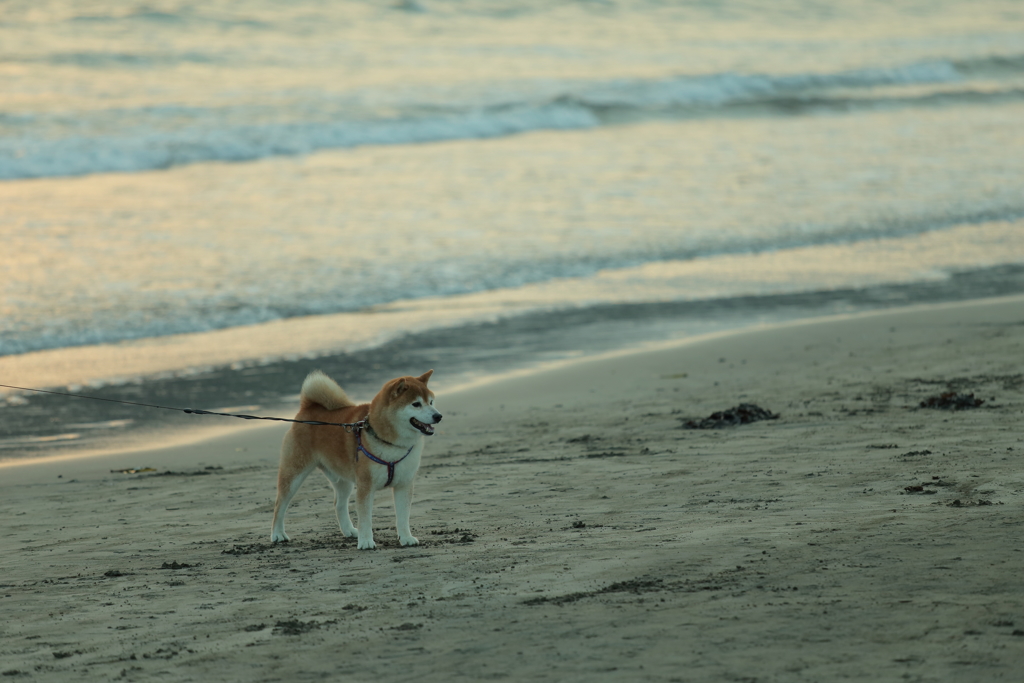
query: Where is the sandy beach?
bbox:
[6,3,1024,681]
[2,295,1023,682]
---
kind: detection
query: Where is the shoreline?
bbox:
[4,240,1024,394]
[2,293,1023,681]
[4,263,1024,462]
[3,292,1021,481]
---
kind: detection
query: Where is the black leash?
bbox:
[0,383,366,431]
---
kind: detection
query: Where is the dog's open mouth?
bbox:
[410,417,435,435]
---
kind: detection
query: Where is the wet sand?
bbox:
[2,295,1023,682]
[5,262,1024,460]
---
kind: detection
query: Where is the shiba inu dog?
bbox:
[270,370,441,549]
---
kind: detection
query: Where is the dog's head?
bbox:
[369,370,442,442]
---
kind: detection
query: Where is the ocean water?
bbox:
[2,0,1024,456]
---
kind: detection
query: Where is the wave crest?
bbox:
[3,56,1021,180]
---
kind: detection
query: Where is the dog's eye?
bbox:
[412,401,422,407]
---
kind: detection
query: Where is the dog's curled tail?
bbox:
[300,370,356,411]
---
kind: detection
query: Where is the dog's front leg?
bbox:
[393,485,418,547]
[355,486,376,550]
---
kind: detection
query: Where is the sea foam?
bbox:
[0,60,976,181]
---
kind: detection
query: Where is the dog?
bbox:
[271,370,441,549]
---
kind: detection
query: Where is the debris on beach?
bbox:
[273,619,335,636]
[919,391,985,410]
[681,403,779,429]
[222,542,276,556]
[110,467,156,474]
[150,466,224,477]
[159,561,193,570]
[391,622,423,631]
[427,527,477,544]
[903,477,955,494]
[948,499,996,507]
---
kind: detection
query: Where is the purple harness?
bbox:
[355,428,413,487]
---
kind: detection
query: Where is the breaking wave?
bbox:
[3,56,1021,180]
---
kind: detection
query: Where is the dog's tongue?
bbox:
[413,418,435,434]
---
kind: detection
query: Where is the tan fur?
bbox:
[299,369,356,411]
[271,369,439,549]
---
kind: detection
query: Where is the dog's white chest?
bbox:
[365,441,423,490]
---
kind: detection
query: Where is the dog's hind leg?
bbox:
[320,467,357,537]
[271,463,313,543]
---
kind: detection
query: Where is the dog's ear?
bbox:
[392,378,407,398]
[417,370,433,384]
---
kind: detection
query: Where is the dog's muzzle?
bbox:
[410,412,442,436]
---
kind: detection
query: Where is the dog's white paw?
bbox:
[340,527,357,538]
[357,537,377,550]
[270,530,290,543]
[399,535,419,547]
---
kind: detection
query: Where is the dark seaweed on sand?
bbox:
[273,619,333,636]
[682,403,779,429]
[159,561,193,570]
[919,391,985,410]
